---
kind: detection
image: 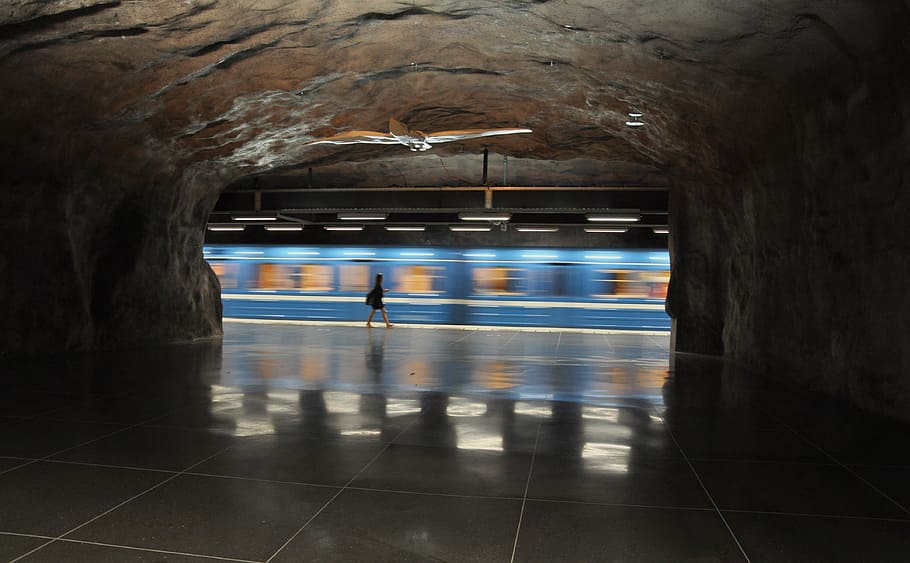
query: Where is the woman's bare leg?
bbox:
[381,308,392,327]
[367,309,376,327]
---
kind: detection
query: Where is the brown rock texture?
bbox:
[0,2,908,418]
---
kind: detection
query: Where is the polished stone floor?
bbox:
[1,321,909,562]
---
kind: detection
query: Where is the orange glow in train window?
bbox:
[339,264,370,292]
[210,262,238,289]
[394,265,443,293]
[257,263,297,290]
[472,267,526,296]
[300,264,333,291]
[594,269,669,299]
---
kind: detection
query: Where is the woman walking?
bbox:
[366,273,393,328]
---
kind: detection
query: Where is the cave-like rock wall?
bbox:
[1,0,909,424]
[0,128,226,356]
[669,3,910,419]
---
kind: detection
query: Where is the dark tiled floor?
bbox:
[0,321,908,562]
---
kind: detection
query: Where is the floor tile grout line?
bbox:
[718,507,910,523]
[0,531,55,540]
[0,413,169,480]
[29,457,182,475]
[770,415,910,517]
[36,411,174,462]
[654,407,752,563]
[34,537,263,563]
[264,419,418,563]
[343,485,525,502]
[684,457,842,466]
[509,422,541,563]
[8,445,235,563]
[184,470,344,490]
[0,459,38,478]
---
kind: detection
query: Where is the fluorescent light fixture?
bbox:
[516,226,559,232]
[450,224,492,232]
[385,225,426,232]
[464,252,495,258]
[585,213,640,222]
[337,212,387,221]
[207,223,245,232]
[626,112,645,127]
[522,252,558,259]
[585,227,628,233]
[234,251,264,255]
[400,251,435,257]
[231,213,277,221]
[585,253,621,259]
[264,224,303,231]
[458,212,512,221]
[288,250,320,255]
[653,227,669,234]
[324,225,364,231]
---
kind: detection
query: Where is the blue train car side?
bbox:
[204,245,670,331]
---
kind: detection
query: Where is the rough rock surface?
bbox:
[0,2,908,418]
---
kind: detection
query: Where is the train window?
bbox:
[593,269,670,299]
[257,263,298,290]
[473,267,527,295]
[394,265,443,294]
[339,264,370,292]
[210,262,239,289]
[300,264,333,291]
[644,270,670,299]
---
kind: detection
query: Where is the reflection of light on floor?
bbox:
[340,429,382,437]
[232,419,278,437]
[446,398,488,417]
[585,424,632,443]
[323,391,361,414]
[402,360,432,386]
[455,429,503,452]
[582,443,630,473]
[582,406,620,422]
[481,361,517,389]
[256,356,281,379]
[386,398,422,416]
[299,355,327,383]
[514,402,553,418]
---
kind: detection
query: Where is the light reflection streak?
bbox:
[386,398,422,416]
[323,391,361,414]
[514,402,552,418]
[446,398,488,417]
[582,443,631,473]
[455,429,503,452]
[582,406,620,422]
[341,429,382,437]
[232,419,277,437]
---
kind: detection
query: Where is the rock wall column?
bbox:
[0,134,226,357]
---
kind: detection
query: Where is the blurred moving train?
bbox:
[204,245,671,331]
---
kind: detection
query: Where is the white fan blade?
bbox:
[425,128,532,144]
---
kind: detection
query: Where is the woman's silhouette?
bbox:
[366,273,393,328]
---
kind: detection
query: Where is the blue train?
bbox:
[204,245,671,331]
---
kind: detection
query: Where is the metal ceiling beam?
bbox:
[227,185,669,194]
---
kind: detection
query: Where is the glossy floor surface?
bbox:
[1,321,909,562]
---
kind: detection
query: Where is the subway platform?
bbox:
[1,321,909,562]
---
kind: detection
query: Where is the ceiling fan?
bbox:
[305,118,532,152]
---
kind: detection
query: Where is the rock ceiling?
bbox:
[0,0,870,190]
